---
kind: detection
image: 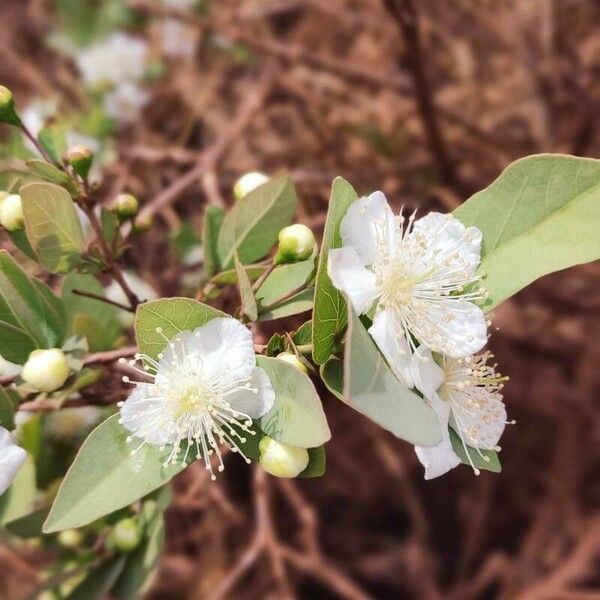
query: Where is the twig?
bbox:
[71,288,134,312]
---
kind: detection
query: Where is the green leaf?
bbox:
[100,207,120,250]
[43,414,186,533]
[135,298,226,361]
[0,455,36,525]
[170,221,201,261]
[0,250,67,363]
[234,252,258,321]
[208,264,266,287]
[301,446,326,478]
[449,428,501,473]
[27,159,80,197]
[202,205,225,277]
[5,506,49,538]
[256,356,331,448]
[454,154,600,311]
[37,125,67,164]
[217,174,297,268]
[20,182,85,273]
[7,228,37,261]
[344,308,441,446]
[312,177,358,365]
[320,357,343,401]
[112,498,165,599]
[67,555,127,600]
[0,386,17,429]
[61,273,120,351]
[257,288,314,322]
[255,259,316,308]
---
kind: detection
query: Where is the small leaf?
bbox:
[37,125,67,164]
[43,414,185,533]
[100,207,120,250]
[454,154,600,311]
[217,174,297,268]
[234,252,258,321]
[257,288,313,322]
[0,250,67,363]
[67,555,127,600]
[0,455,36,525]
[312,177,358,365]
[202,205,225,277]
[7,228,37,261]
[5,507,49,538]
[291,320,312,346]
[257,356,331,448]
[208,264,266,287]
[449,428,501,473]
[255,259,316,308]
[135,298,225,361]
[301,446,326,478]
[20,182,85,273]
[27,159,80,197]
[344,307,441,446]
[320,357,343,401]
[0,386,17,430]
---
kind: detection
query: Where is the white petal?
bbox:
[226,367,275,419]
[0,427,27,495]
[412,299,487,358]
[414,394,460,480]
[120,386,170,446]
[368,309,413,387]
[410,346,445,399]
[340,191,396,266]
[449,387,506,449]
[328,247,380,315]
[410,212,482,275]
[0,355,22,378]
[158,317,256,383]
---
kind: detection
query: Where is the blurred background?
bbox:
[1,0,599,598]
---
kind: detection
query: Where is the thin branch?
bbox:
[71,288,134,312]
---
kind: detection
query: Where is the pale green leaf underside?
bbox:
[217,175,297,268]
[257,355,331,448]
[449,428,501,473]
[43,414,184,533]
[312,177,358,365]
[454,154,600,311]
[234,252,258,321]
[344,308,441,446]
[20,181,85,273]
[135,298,225,361]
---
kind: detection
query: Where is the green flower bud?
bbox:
[65,145,93,179]
[0,193,24,231]
[109,517,142,552]
[259,436,309,478]
[57,529,83,549]
[114,193,139,221]
[0,86,21,126]
[132,213,152,233]
[21,349,70,393]
[276,352,308,374]
[233,171,269,200]
[274,224,316,264]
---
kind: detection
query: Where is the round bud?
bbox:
[109,517,142,552]
[0,194,24,231]
[276,352,308,374]
[57,529,83,549]
[21,349,70,393]
[258,436,309,478]
[114,193,139,221]
[233,171,269,200]
[0,85,21,126]
[65,145,93,179]
[274,224,316,264]
[132,213,152,233]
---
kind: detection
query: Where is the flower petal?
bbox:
[340,191,396,266]
[410,212,482,276]
[226,367,275,419]
[368,309,413,387]
[410,346,445,399]
[328,247,379,315]
[449,387,507,449]
[158,317,256,383]
[120,385,170,446]
[414,394,460,480]
[0,426,27,495]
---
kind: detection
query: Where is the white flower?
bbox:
[118,318,275,479]
[104,82,149,124]
[411,347,512,479]
[0,426,26,495]
[0,354,21,378]
[75,33,148,88]
[328,192,487,386]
